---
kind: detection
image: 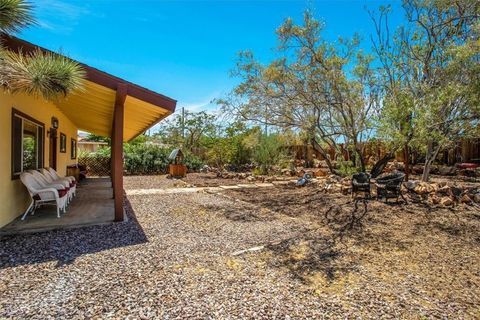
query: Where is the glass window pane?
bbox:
[22,119,38,171]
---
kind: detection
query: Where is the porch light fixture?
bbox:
[51,117,59,129]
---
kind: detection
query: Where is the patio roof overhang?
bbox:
[1,34,177,141]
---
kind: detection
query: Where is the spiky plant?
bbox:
[0,0,35,34]
[0,0,85,100]
[0,48,86,100]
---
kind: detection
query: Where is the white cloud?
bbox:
[33,0,102,34]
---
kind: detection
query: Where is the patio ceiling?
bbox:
[55,80,171,141]
[2,34,176,141]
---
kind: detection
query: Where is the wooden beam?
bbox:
[112,83,128,222]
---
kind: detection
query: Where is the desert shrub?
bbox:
[183,152,203,172]
[123,144,169,175]
[337,160,360,177]
[253,134,286,175]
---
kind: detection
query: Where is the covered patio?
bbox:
[0,35,176,234]
[0,178,114,235]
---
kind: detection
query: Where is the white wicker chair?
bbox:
[39,168,75,202]
[20,172,68,219]
[46,167,76,197]
[30,170,72,204]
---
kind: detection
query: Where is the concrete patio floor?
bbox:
[0,178,115,235]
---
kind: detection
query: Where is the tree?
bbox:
[155,110,217,152]
[371,0,480,181]
[219,11,379,174]
[0,0,85,100]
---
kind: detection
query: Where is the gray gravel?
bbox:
[1,176,479,318]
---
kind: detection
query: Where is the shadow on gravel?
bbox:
[0,195,147,269]
[264,199,370,283]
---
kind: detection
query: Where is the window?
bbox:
[71,138,77,159]
[60,133,66,153]
[12,109,45,179]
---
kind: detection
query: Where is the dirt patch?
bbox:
[123,173,251,190]
[182,172,248,187]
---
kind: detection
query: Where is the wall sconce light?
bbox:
[51,117,59,129]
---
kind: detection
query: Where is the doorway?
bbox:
[49,128,57,170]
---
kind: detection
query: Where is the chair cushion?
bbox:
[58,189,68,198]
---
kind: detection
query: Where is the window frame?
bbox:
[71,138,77,159]
[11,108,45,180]
[60,132,67,153]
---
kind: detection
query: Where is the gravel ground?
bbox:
[1,176,479,318]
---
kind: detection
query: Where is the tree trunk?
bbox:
[421,142,442,182]
[370,152,395,178]
[404,144,410,181]
[355,147,366,172]
[311,139,336,174]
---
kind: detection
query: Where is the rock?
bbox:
[405,180,420,191]
[412,165,424,174]
[460,194,472,204]
[438,181,447,187]
[314,169,328,177]
[341,185,351,195]
[246,176,256,182]
[440,197,453,206]
[414,182,431,194]
[327,175,342,183]
[474,193,480,203]
[459,169,477,177]
[431,195,440,205]
[438,166,457,176]
[437,185,451,194]
[200,165,210,173]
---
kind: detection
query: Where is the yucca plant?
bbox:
[0,48,86,99]
[0,0,86,100]
[0,0,35,34]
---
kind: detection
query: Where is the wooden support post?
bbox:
[112,83,127,222]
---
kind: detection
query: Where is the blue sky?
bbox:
[20,0,404,119]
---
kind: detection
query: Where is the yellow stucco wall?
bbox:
[0,90,78,227]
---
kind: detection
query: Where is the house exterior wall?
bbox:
[0,90,78,227]
[78,142,107,153]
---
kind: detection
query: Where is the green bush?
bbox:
[184,152,203,171]
[337,160,360,177]
[123,144,170,175]
[80,143,204,175]
[253,134,285,175]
